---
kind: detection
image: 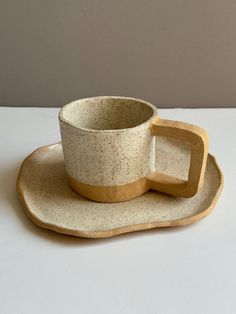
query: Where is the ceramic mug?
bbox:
[59,96,208,202]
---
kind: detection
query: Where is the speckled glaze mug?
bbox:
[59,96,208,202]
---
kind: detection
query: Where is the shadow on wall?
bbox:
[1,0,236,107]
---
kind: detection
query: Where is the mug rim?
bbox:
[58,96,158,133]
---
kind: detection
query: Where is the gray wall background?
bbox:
[1,0,236,107]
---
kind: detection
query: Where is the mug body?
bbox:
[59,96,158,202]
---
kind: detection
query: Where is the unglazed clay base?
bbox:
[16,139,223,238]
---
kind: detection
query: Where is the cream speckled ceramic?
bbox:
[16,140,223,238]
[59,96,209,202]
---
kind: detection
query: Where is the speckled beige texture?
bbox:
[17,139,223,238]
[59,96,157,186]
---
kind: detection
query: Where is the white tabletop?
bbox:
[0,107,235,314]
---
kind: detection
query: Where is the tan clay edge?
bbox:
[67,174,150,203]
[16,143,224,239]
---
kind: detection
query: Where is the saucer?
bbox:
[16,139,223,238]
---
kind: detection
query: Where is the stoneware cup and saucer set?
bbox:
[17,96,223,238]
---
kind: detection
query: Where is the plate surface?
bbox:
[17,139,223,238]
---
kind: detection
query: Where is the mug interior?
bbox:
[60,97,155,131]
